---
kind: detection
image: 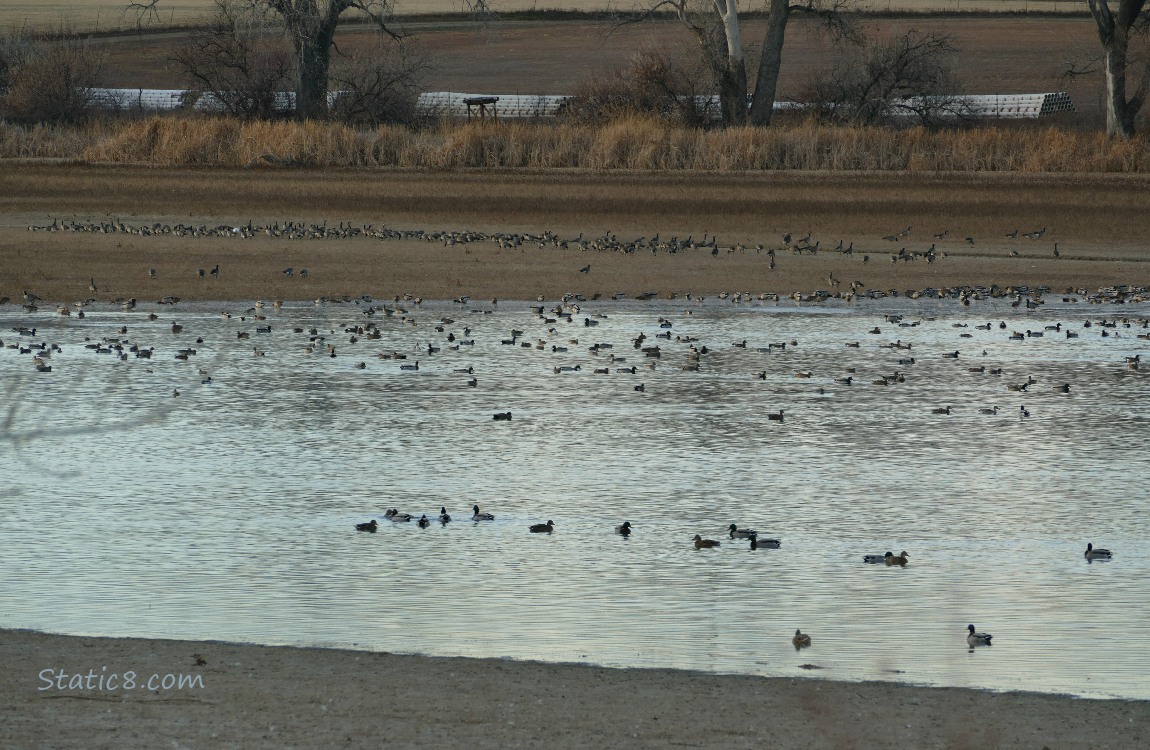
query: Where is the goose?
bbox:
[417,515,430,528]
[885,551,909,567]
[1085,543,1112,560]
[616,521,632,537]
[967,624,993,646]
[693,534,720,549]
[792,629,812,648]
[355,520,378,532]
[438,507,451,523]
[471,504,495,521]
[863,552,892,563]
[750,536,781,550]
[529,520,554,533]
[728,524,757,539]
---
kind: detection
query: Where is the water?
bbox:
[2,295,1149,700]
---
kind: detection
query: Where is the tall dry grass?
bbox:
[2,116,1149,172]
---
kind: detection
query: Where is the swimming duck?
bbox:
[616,521,632,537]
[885,551,909,567]
[529,520,554,533]
[792,629,812,648]
[1085,543,1112,560]
[750,536,781,550]
[439,507,451,523]
[355,520,378,532]
[417,515,430,528]
[472,504,495,521]
[385,509,413,522]
[967,624,993,646]
[493,412,512,421]
[729,524,757,539]
[694,534,720,549]
[863,552,892,563]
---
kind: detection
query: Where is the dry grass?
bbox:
[2,116,1149,172]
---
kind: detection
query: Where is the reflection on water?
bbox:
[2,296,1149,699]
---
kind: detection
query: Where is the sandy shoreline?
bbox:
[4,628,1148,749]
[3,165,1150,305]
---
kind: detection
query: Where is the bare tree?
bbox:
[328,38,429,125]
[0,33,104,125]
[563,44,715,126]
[1086,0,1149,137]
[149,0,491,120]
[171,1,294,119]
[808,30,968,127]
[637,0,855,126]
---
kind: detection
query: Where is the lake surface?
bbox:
[3,294,1149,700]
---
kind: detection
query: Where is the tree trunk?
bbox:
[715,0,748,125]
[1103,30,1136,137]
[1088,0,1148,138]
[749,0,790,126]
[293,17,337,120]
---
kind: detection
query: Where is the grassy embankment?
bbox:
[2,116,1149,171]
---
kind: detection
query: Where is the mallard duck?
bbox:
[529,520,554,533]
[355,520,378,532]
[792,629,812,648]
[616,521,632,537]
[438,507,451,523]
[417,515,430,528]
[750,536,780,550]
[1085,542,1113,560]
[471,504,494,521]
[967,624,993,646]
[694,534,720,549]
[864,552,892,563]
[385,509,413,522]
[885,551,909,567]
[729,523,757,539]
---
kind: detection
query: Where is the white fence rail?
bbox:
[87,88,1076,120]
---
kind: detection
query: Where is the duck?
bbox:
[967,624,993,646]
[438,507,451,523]
[750,535,781,550]
[529,520,555,533]
[493,412,512,421]
[417,515,430,528]
[472,504,495,521]
[885,551,909,567]
[385,509,413,522]
[616,521,632,537]
[355,520,378,532]
[931,406,952,415]
[978,406,999,414]
[693,534,720,549]
[1085,542,1113,560]
[792,629,812,649]
[728,524,757,539]
[863,552,892,563]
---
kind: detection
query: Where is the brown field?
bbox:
[0,0,1082,32]
[3,163,1148,304]
[83,14,1108,128]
